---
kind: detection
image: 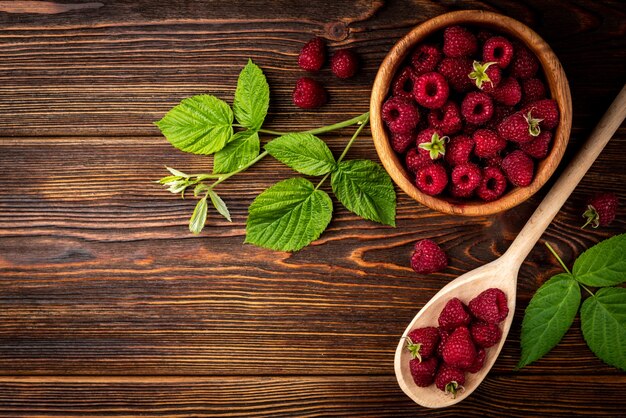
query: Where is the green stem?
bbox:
[238,112,370,137]
[579,282,595,297]
[210,150,269,189]
[545,242,572,274]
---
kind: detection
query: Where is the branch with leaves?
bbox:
[156,60,396,252]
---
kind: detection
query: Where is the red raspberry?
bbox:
[483,154,503,168]
[482,36,514,68]
[437,328,450,358]
[438,297,471,331]
[428,101,462,135]
[390,131,415,154]
[410,239,448,274]
[443,25,477,57]
[583,193,618,228]
[485,105,515,130]
[392,66,417,100]
[415,163,448,196]
[473,128,506,158]
[414,72,449,109]
[298,37,326,72]
[476,166,507,201]
[382,96,420,134]
[502,150,534,187]
[445,135,474,166]
[410,356,439,387]
[435,363,466,397]
[490,77,522,106]
[405,148,431,173]
[469,288,509,324]
[523,99,559,130]
[416,128,447,160]
[292,77,327,109]
[331,49,358,79]
[498,111,542,143]
[437,57,474,92]
[406,326,440,362]
[466,348,486,373]
[471,321,502,348]
[511,43,539,79]
[461,92,494,125]
[520,131,552,159]
[521,78,547,105]
[411,44,442,75]
[468,61,501,93]
[451,163,482,198]
[441,326,477,370]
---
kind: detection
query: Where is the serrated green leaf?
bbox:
[245,177,332,252]
[518,273,580,368]
[213,131,260,174]
[208,190,232,222]
[265,133,336,176]
[189,197,208,234]
[233,59,270,131]
[580,287,626,371]
[156,94,233,155]
[573,233,626,287]
[330,159,396,226]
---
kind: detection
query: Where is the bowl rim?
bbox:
[370,10,572,216]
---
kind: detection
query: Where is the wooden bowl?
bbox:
[370,10,572,216]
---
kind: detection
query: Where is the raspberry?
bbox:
[450,163,482,198]
[502,150,534,187]
[410,239,448,274]
[470,321,502,348]
[410,356,438,387]
[491,77,522,106]
[331,49,359,79]
[483,154,503,168]
[468,61,501,93]
[445,135,474,166]
[482,36,514,68]
[523,99,559,130]
[583,193,618,228]
[441,326,477,370]
[461,92,494,125]
[437,328,450,358]
[428,101,462,135]
[466,348,486,373]
[411,44,442,75]
[292,77,327,109]
[298,37,326,72]
[382,96,420,134]
[520,131,552,159]
[390,131,415,154]
[415,163,448,196]
[416,128,447,160]
[443,26,477,57]
[438,298,471,331]
[476,166,507,201]
[405,148,431,173]
[498,111,542,143]
[468,288,509,324]
[414,72,449,109]
[406,326,440,362]
[473,128,506,158]
[435,363,466,397]
[511,43,539,79]
[437,57,474,92]
[521,78,547,106]
[485,105,515,130]
[392,66,417,100]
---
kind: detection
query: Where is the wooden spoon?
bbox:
[394,84,626,408]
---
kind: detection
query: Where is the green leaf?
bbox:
[573,233,626,287]
[208,190,232,222]
[213,131,260,174]
[189,197,208,234]
[580,287,626,371]
[156,94,234,155]
[233,59,270,131]
[330,160,396,226]
[265,133,336,176]
[245,177,332,252]
[517,273,580,368]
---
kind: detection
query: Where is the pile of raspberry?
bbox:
[406,288,508,397]
[382,25,559,201]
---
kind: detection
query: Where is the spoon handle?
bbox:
[505,84,626,266]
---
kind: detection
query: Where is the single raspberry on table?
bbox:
[501,150,534,187]
[410,356,439,387]
[405,148,431,173]
[482,36,514,68]
[390,131,415,154]
[451,163,482,198]
[520,131,552,159]
[435,363,466,397]
[410,239,448,274]
[406,326,440,362]
[438,298,471,331]
[411,44,442,75]
[441,326,477,370]
[428,101,463,135]
[443,25,478,57]
[468,61,501,93]
[470,321,502,348]
[298,37,326,72]
[415,163,448,196]
[414,72,450,109]
[331,49,359,79]
[437,57,474,92]
[292,77,327,109]
[416,128,447,160]
[498,111,542,143]
[445,135,474,166]
[466,348,486,373]
[392,66,417,100]
[510,43,539,79]
[382,96,420,134]
[476,166,507,202]
[523,99,559,130]
[461,92,494,125]
[473,128,506,158]
[469,288,509,324]
[521,78,547,105]
[582,193,618,228]
[490,77,522,106]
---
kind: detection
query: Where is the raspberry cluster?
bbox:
[383,25,560,202]
[406,288,508,397]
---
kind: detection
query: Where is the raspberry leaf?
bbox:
[245,177,332,252]
[189,197,208,234]
[233,59,270,131]
[208,190,231,222]
[518,273,580,369]
[265,133,336,176]
[572,233,626,287]
[156,94,234,155]
[580,287,626,371]
[214,131,260,174]
[330,160,396,226]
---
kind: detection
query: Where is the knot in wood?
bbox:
[324,21,348,41]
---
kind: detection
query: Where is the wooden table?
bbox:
[1,1,625,416]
